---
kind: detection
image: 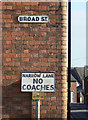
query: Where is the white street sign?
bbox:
[21,73,55,92]
[18,15,49,23]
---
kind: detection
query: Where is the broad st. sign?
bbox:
[18,15,49,23]
[21,73,55,92]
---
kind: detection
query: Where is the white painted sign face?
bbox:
[18,15,49,23]
[21,73,55,92]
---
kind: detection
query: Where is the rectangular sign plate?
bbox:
[32,92,44,100]
[21,73,55,92]
[18,15,49,23]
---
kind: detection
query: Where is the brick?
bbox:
[4,67,11,71]
[61,2,67,7]
[29,41,40,45]
[24,50,29,53]
[6,75,11,79]
[49,11,55,14]
[2,15,11,19]
[6,41,11,44]
[21,2,38,6]
[62,7,67,11]
[41,110,47,114]
[12,75,17,79]
[3,19,13,23]
[39,58,47,62]
[4,53,15,58]
[6,50,11,53]
[12,6,24,10]
[4,24,11,28]
[15,62,20,66]
[2,32,11,36]
[3,114,10,118]
[41,24,46,27]
[16,10,21,14]
[58,41,61,45]
[50,3,56,6]
[51,106,56,110]
[23,110,29,114]
[42,32,46,36]
[25,6,30,10]
[3,36,15,41]
[51,97,56,101]
[33,54,38,58]
[50,19,56,24]
[6,6,12,9]
[12,32,23,36]
[49,36,56,40]
[2,6,6,10]
[23,24,29,27]
[6,58,11,62]
[15,2,22,5]
[22,36,33,41]
[41,6,47,10]
[23,58,29,62]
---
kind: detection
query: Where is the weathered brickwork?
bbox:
[2,2,67,119]
[0,2,2,119]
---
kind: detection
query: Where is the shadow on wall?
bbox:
[2,81,32,119]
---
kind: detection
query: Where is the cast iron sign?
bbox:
[21,73,55,92]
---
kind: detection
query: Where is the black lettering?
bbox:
[36,85,40,90]
[46,85,49,90]
[41,17,48,21]
[26,74,29,77]
[41,85,46,90]
[28,17,31,21]
[22,74,26,77]
[39,78,43,84]
[33,79,38,84]
[41,17,45,21]
[20,17,23,21]
[45,17,48,21]
[23,84,26,90]
[43,74,54,78]
[34,73,41,77]
[36,17,39,21]
[50,85,54,90]
[34,74,37,77]
[27,85,31,90]
[37,74,41,77]
[24,17,27,21]
[32,85,36,90]
[32,17,35,21]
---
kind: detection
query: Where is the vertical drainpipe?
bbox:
[67,0,71,120]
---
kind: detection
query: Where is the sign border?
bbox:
[18,15,49,23]
[21,72,55,93]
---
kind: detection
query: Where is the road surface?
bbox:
[70,103,88,120]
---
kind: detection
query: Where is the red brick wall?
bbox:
[2,2,67,119]
[71,82,77,102]
[0,2,2,119]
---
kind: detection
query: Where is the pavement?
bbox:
[70,103,88,120]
